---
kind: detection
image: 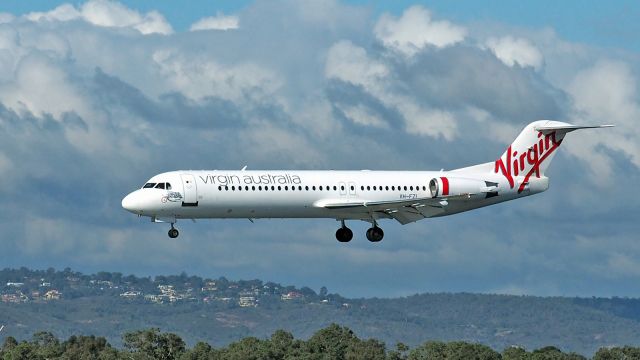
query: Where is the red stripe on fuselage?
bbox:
[440,177,449,196]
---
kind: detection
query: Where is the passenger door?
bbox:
[180,174,198,206]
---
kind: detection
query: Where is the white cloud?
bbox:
[325,40,388,88]
[338,104,389,129]
[402,106,457,140]
[152,49,281,102]
[486,36,543,69]
[26,4,80,22]
[26,0,173,35]
[374,5,466,56]
[566,60,640,175]
[325,39,457,140]
[190,13,239,31]
[0,13,16,24]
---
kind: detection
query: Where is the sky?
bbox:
[0,0,638,298]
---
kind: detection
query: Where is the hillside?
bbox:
[2,268,640,355]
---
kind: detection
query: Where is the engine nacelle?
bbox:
[428,177,494,198]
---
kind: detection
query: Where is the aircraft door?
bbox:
[180,174,199,206]
[348,182,356,197]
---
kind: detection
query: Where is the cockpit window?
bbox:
[143,183,156,188]
[155,183,166,189]
[166,183,172,190]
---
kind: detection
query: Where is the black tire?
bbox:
[168,228,179,238]
[336,228,352,242]
[366,227,383,242]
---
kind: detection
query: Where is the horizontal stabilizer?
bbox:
[534,123,614,134]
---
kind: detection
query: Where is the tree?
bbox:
[503,346,529,360]
[179,341,219,360]
[593,346,640,360]
[409,341,500,360]
[123,328,186,360]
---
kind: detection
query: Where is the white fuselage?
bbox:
[121,169,539,223]
[120,121,611,240]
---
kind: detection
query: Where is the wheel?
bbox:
[168,228,179,238]
[335,227,353,242]
[366,227,384,242]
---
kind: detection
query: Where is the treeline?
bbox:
[1,324,638,360]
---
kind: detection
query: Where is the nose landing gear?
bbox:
[168,224,179,238]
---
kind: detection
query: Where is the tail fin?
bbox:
[494,120,613,193]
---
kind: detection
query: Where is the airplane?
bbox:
[122,120,612,241]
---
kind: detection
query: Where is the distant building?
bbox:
[1,293,28,304]
[6,282,24,287]
[120,291,142,299]
[239,296,257,307]
[44,290,61,301]
[281,292,303,301]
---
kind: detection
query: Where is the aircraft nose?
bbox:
[121,192,139,213]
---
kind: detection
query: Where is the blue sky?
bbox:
[0,0,638,299]
[3,0,639,50]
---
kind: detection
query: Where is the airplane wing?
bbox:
[316,195,472,225]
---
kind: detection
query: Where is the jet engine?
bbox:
[429,177,496,198]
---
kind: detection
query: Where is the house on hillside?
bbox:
[44,290,61,300]
[281,291,303,301]
[239,296,257,307]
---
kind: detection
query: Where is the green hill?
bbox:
[2,268,640,355]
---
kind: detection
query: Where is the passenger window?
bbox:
[143,183,156,189]
[410,186,413,191]
[367,186,370,190]
[341,185,345,191]
[271,186,275,190]
[360,186,364,191]
[305,186,309,191]
[225,186,229,191]
[278,186,282,191]
[319,186,323,191]
[350,186,354,191]
[404,186,408,191]
[298,186,302,190]
[218,186,222,191]
[232,186,235,191]
[385,186,389,191]
[373,186,377,191]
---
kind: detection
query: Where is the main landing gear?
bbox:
[365,226,384,242]
[168,224,179,238]
[335,220,353,242]
[335,220,384,242]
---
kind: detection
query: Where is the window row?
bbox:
[217,184,427,192]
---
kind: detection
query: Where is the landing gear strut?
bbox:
[366,225,384,242]
[168,224,179,238]
[335,220,353,243]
